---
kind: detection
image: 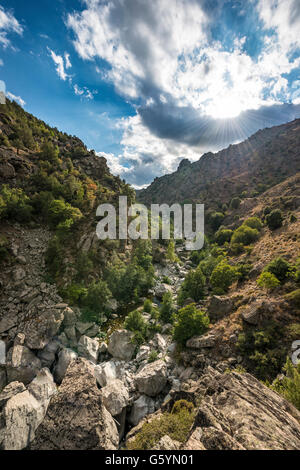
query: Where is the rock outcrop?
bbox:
[135,360,168,397]
[108,330,136,361]
[30,358,119,450]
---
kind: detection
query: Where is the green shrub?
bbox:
[237,324,285,381]
[266,209,283,230]
[127,400,195,450]
[0,185,33,222]
[166,240,178,262]
[160,291,174,324]
[40,141,60,163]
[210,212,225,231]
[271,359,300,411]
[144,299,153,313]
[243,217,263,231]
[257,272,280,290]
[236,262,253,282]
[48,199,82,228]
[178,265,206,305]
[210,261,238,294]
[83,280,112,313]
[124,309,148,341]
[264,257,291,283]
[215,229,233,246]
[230,197,241,210]
[148,350,159,363]
[285,289,300,308]
[173,303,209,346]
[231,225,259,246]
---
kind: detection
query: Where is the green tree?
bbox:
[178,265,206,305]
[210,260,238,294]
[160,291,174,323]
[266,209,283,230]
[257,271,280,290]
[231,225,259,246]
[173,304,209,346]
[264,257,291,283]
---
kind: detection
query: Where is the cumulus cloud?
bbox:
[6,91,26,107]
[0,5,23,48]
[67,0,300,186]
[73,83,96,100]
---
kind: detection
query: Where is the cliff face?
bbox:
[138,119,300,208]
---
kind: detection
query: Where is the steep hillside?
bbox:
[138,119,300,209]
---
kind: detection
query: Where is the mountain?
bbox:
[137,119,300,209]
[0,100,300,451]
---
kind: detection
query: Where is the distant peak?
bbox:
[178,158,191,171]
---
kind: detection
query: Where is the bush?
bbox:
[127,400,195,450]
[124,309,148,343]
[237,324,285,381]
[210,212,225,231]
[178,265,206,305]
[243,217,263,231]
[83,280,112,313]
[215,229,233,246]
[230,197,241,210]
[173,303,209,346]
[257,272,280,290]
[231,225,259,246]
[266,209,283,230]
[40,141,60,163]
[160,291,174,324]
[144,299,153,314]
[48,199,82,228]
[264,257,291,283]
[0,185,33,222]
[166,240,178,262]
[210,261,238,294]
[271,359,300,411]
[148,350,159,363]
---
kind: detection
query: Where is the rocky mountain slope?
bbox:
[137,119,300,210]
[0,100,300,451]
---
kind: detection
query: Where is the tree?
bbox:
[264,257,291,283]
[173,304,209,346]
[215,229,233,245]
[178,265,206,305]
[210,212,225,231]
[230,197,241,210]
[266,209,283,230]
[40,141,60,163]
[210,260,238,294]
[231,225,259,246]
[243,217,263,231]
[160,291,174,323]
[257,272,280,290]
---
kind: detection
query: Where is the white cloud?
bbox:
[74,84,96,100]
[6,91,26,107]
[0,5,23,48]
[64,52,72,69]
[48,48,70,81]
[67,0,300,184]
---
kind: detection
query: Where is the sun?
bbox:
[207,96,244,120]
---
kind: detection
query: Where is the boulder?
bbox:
[6,345,41,385]
[64,326,78,347]
[208,295,233,319]
[38,340,60,369]
[0,369,57,450]
[153,333,167,352]
[62,307,78,328]
[135,360,168,397]
[241,301,264,325]
[22,308,64,350]
[78,335,99,363]
[129,395,156,426]
[108,330,135,361]
[94,361,117,387]
[186,334,217,349]
[154,283,172,300]
[0,382,26,408]
[182,368,300,450]
[136,345,151,362]
[154,435,180,450]
[75,321,94,335]
[53,348,77,384]
[101,379,129,416]
[30,359,119,450]
[0,314,18,334]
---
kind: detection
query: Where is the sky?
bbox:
[0,0,300,188]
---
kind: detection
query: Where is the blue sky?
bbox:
[0,0,300,187]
